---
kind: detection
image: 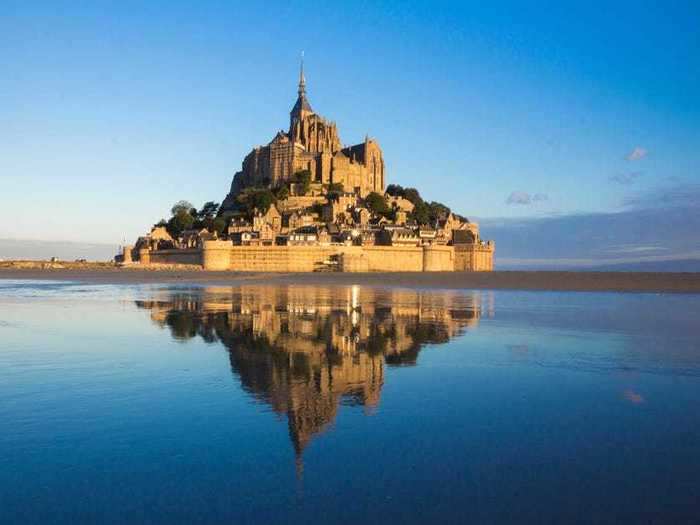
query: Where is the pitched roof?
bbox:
[342,143,366,163]
[291,93,313,115]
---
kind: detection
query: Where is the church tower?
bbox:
[288,56,341,157]
[221,57,386,210]
[289,56,314,133]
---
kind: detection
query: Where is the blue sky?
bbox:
[1,1,699,263]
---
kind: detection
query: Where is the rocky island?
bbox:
[120,62,494,272]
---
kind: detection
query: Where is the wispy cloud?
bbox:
[626,146,648,161]
[609,171,642,185]
[623,183,700,209]
[506,191,549,205]
[506,191,531,205]
[479,184,700,270]
[604,245,667,254]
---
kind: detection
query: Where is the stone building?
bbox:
[376,227,421,247]
[134,225,174,252]
[221,60,385,211]
[179,228,216,249]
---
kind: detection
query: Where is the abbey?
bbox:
[221,62,385,210]
[124,62,495,272]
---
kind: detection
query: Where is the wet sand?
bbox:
[1,267,699,293]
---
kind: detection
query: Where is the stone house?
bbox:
[286,210,316,230]
[286,225,328,246]
[386,195,415,213]
[376,227,421,247]
[352,207,371,226]
[452,220,481,244]
[355,230,377,246]
[135,225,175,251]
[231,231,260,246]
[179,228,217,249]
[394,210,408,225]
[253,204,282,233]
[418,228,438,245]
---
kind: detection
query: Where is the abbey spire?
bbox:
[290,54,313,127]
[298,52,306,97]
[221,60,387,210]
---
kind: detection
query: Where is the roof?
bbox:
[342,143,366,163]
[269,131,289,144]
[291,93,313,116]
[294,225,320,234]
[181,228,208,236]
[333,149,349,160]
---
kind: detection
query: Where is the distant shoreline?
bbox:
[1,265,699,293]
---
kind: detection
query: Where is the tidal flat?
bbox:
[1,280,699,523]
[1,267,700,292]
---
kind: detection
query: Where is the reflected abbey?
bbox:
[135,285,490,469]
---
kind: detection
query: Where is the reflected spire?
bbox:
[295,454,304,480]
[134,284,484,476]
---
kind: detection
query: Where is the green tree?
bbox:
[197,201,220,220]
[403,188,423,206]
[274,185,289,201]
[427,201,451,222]
[326,182,344,202]
[251,190,275,214]
[293,170,312,196]
[166,209,195,237]
[236,187,276,216]
[386,184,405,197]
[410,201,431,225]
[171,200,194,217]
[212,216,227,236]
[364,192,391,216]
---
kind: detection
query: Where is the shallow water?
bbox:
[1,281,699,523]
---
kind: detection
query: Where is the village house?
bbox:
[134,225,175,252]
[179,228,217,249]
[386,195,415,213]
[376,227,421,247]
[283,225,330,246]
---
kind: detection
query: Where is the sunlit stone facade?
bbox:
[221,62,385,210]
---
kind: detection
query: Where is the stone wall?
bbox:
[422,245,454,272]
[362,246,425,271]
[227,245,337,272]
[454,243,495,271]
[338,252,369,272]
[221,245,430,272]
[149,249,202,266]
[276,195,326,212]
[144,242,493,272]
[201,240,231,270]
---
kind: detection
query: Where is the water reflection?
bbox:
[135,285,484,468]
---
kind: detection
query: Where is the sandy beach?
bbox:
[1,265,699,293]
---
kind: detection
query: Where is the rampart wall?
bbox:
[141,242,494,272]
[454,243,495,271]
[148,249,202,266]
